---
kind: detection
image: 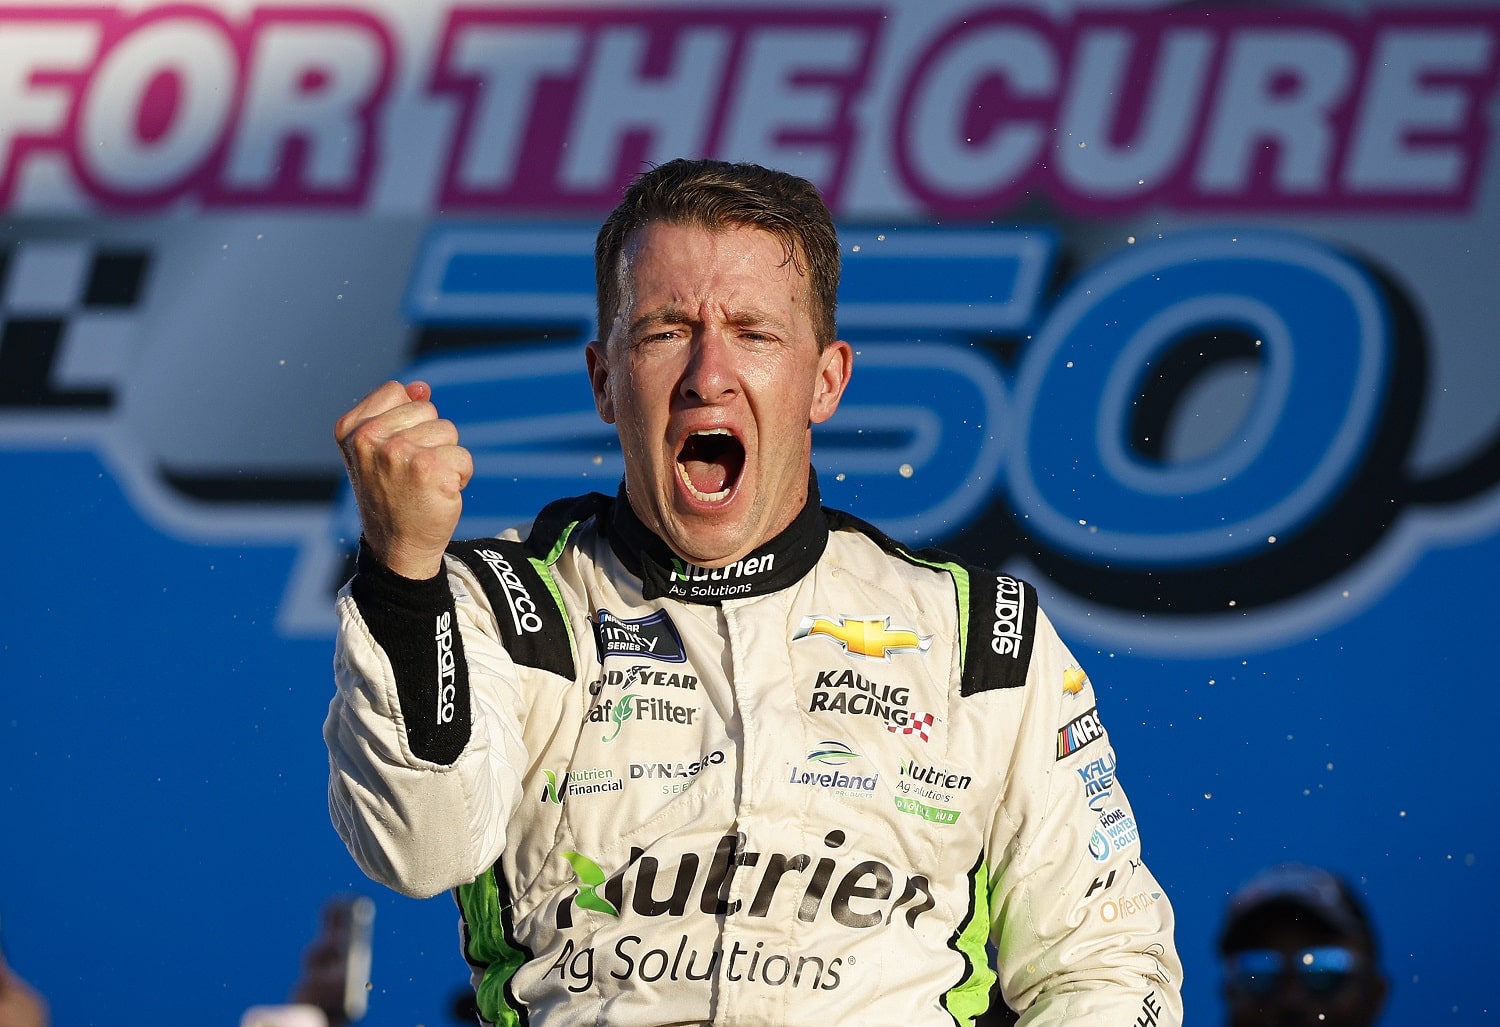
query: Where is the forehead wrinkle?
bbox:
[614,223,810,343]
[629,301,792,337]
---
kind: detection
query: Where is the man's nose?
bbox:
[680,328,737,402]
[1264,975,1322,1023]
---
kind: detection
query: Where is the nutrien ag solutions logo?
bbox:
[555,831,934,930]
[667,554,776,600]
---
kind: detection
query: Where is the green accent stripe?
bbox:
[530,517,584,656]
[538,517,580,566]
[889,549,973,671]
[456,870,529,1027]
[944,859,997,1025]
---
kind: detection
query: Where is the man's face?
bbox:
[586,221,852,567]
[1223,921,1387,1027]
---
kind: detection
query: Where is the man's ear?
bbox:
[585,340,615,424]
[810,339,854,425]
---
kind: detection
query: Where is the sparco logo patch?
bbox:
[435,611,457,725]
[593,609,687,662]
[793,615,931,660]
[991,576,1029,659]
[475,548,544,635]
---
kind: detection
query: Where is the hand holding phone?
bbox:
[288,896,376,1026]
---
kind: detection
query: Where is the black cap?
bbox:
[1219,862,1377,954]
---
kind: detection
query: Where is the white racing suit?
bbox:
[326,478,1182,1026]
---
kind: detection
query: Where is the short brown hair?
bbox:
[594,158,840,348]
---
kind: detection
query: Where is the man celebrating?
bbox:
[326,159,1181,1025]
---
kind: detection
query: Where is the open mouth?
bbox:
[677,428,745,502]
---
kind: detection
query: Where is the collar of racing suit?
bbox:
[606,469,829,603]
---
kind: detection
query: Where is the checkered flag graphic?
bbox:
[887,711,935,741]
[0,241,150,410]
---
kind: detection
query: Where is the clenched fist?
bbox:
[335,380,473,580]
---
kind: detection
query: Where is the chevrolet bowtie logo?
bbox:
[793,616,932,660]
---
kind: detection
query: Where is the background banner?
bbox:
[2,0,1496,1022]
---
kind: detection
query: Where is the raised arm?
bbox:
[324,380,526,898]
[334,379,472,580]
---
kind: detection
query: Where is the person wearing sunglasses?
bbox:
[1219,862,1389,1026]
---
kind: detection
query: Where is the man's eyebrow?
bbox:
[628,305,790,335]
[725,309,789,332]
[629,306,689,335]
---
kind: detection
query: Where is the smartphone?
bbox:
[339,896,376,1022]
[278,894,377,1025]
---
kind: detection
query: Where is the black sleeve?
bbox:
[348,539,470,765]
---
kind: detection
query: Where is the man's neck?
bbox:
[608,472,828,603]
